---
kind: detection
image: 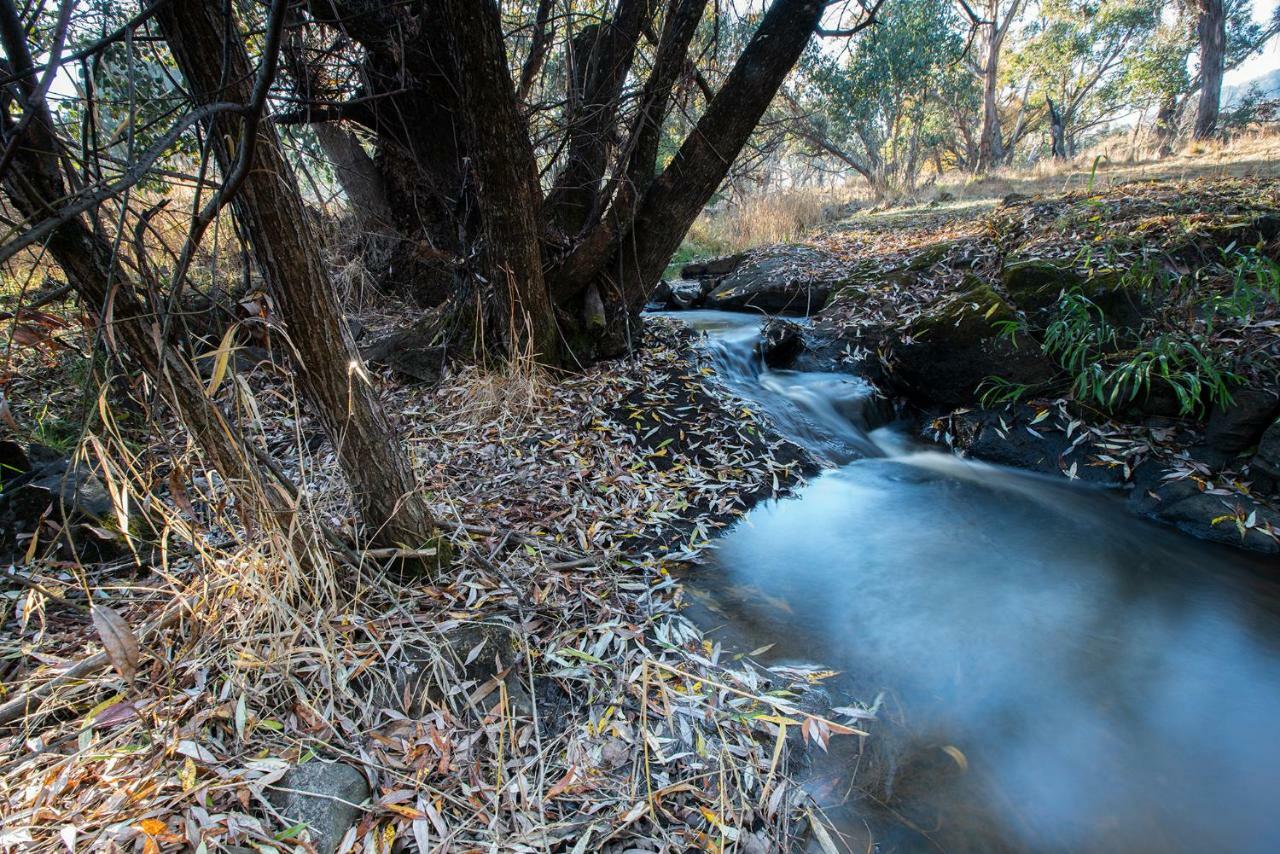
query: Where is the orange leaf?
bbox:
[137,818,166,835]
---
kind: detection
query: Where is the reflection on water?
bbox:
[664,310,1280,853]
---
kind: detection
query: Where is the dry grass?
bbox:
[682,187,853,259]
[678,125,1280,261]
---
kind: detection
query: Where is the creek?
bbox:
[663,310,1280,853]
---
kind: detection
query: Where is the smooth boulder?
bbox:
[705,246,838,315]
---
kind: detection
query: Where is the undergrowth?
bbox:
[982,244,1280,415]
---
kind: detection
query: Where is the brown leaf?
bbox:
[91,605,140,684]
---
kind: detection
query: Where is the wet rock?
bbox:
[1148,492,1280,555]
[890,279,1053,409]
[267,761,370,854]
[650,279,674,305]
[757,318,805,368]
[1254,417,1280,477]
[1205,389,1280,456]
[669,279,707,310]
[704,246,837,315]
[681,252,747,280]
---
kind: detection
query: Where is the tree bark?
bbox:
[1194,0,1226,141]
[314,122,394,232]
[438,0,560,364]
[606,0,825,315]
[156,0,446,560]
[1047,97,1067,159]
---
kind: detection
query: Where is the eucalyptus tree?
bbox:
[792,0,965,195]
[1010,0,1162,158]
[1125,0,1271,149]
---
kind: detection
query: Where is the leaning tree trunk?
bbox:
[0,14,289,547]
[156,0,447,561]
[1194,0,1226,141]
[599,0,826,325]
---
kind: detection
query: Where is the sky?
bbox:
[1227,0,1280,86]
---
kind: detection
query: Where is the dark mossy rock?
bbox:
[1184,213,1280,259]
[680,252,747,280]
[1205,388,1280,456]
[889,278,1054,408]
[998,257,1149,328]
[757,318,805,368]
[705,246,837,315]
[1254,417,1280,477]
[906,239,964,272]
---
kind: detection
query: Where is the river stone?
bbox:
[705,246,837,315]
[890,278,1053,409]
[680,252,746,280]
[1254,417,1280,477]
[1205,389,1280,456]
[5,459,116,528]
[1149,492,1280,555]
[267,761,370,854]
[757,318,805,368]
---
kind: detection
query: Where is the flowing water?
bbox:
[662,310,1280,853]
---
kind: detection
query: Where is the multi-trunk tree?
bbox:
[1,0,872,566]
[279,0,883,364]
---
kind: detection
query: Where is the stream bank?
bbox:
[660,177,1280,555]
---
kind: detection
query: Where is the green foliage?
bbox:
[1009,0,1162,156]
[795,0,968,192]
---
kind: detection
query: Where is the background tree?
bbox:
[963,0,1029,171]
[791,0,964,197]
[1195,0,1228,139]
[1010,0,1161,158]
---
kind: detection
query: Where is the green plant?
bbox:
[978,375,1031,407]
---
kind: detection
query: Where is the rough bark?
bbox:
[1047,97,1067,160]
[439,0,560,363]
[605,0,825,323]
[1194,0,1226,141]
[156,0,445,559]
[314,122,394,232]
[545,0,656,236]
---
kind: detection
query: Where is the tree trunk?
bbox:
[0,19,288,546]
[978,60,1005,170]
[314,122,394,232]
[605,0,825,317]
[1153,93,1180,155]
[1047,97,1067,159]
[438,0,560,364]
[156,0,446,561]
[1194,0,1226,141]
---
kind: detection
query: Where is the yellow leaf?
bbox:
[179,757,197,793]
[941,744,968,771]
[205,322,239,396]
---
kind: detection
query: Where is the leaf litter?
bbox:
[0,318,865,851]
